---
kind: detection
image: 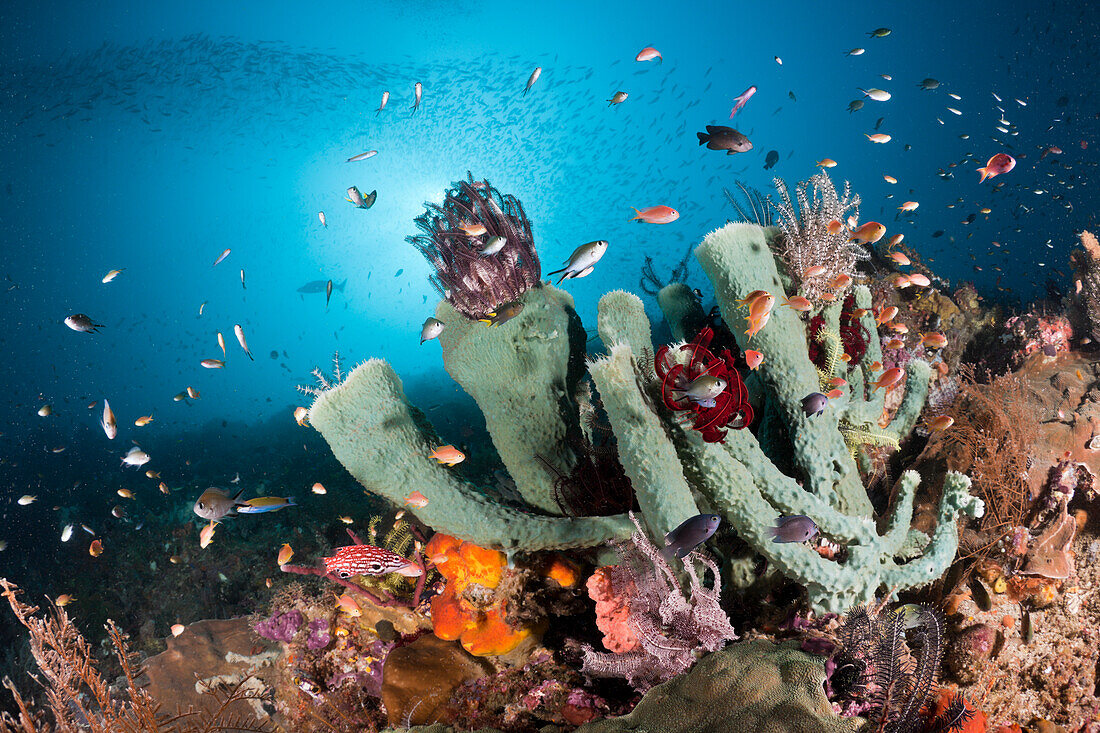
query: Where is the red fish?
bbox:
[729,85,757,118]
[322,545,422,579]
[977,153,1015,183]
[629,205,680,224]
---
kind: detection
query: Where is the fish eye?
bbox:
[338,570,351,579]
[368,562,383,573]
[197,502,205,509]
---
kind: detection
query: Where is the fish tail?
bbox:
[629,207,642,221]
[696,132,709,146]
[977,167,989,183]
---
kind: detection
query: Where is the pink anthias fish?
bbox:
[729,85,757,118]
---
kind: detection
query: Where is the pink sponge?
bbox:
[587,566,639,653]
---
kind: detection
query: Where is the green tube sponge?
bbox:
[308,357,632,550]
[587,344,700,540]
[656,283,707,341]
[595,290,655,376]
[695,223,872,516]
[435,285,586,515]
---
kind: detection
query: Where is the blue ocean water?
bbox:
[0,0,1097,657]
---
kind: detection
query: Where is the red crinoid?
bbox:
[654,327,753,443]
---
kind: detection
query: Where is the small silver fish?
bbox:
[480,235,507,256]
[546,240,608,283]
[234,324,253,361]
[346,150,378,162]
[376,91,389,114]
[411,81,422,114]
[672,374,726,403]
[608,91,628,106]
[524,66,542,95]
[64,314,103,333]
[318,211,327,227]
[121,446,150,467]
[213,248,231,267]
[420,317,445,344]
[345,186,377,209]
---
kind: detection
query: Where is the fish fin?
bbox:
[629,207,641,220]
[545,266,566,277]
[285,497,297,507]
[977,167,989,183]
[658,544,676,562]
[232,487,246,503]
[696,132,709,146]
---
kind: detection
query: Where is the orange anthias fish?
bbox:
[635,46,662,62]
[908,273,931,287]
[873,367,905,391]
[294,406,309,426]
[884,338,906,350]
[199,520,218,549]
[277,543,294,565]
[737,290,771,309]
[782,296,813,312]
[335,592,363,617]
[828,273,852,289]
[747,293,775,318]
[826,219,846,235]
[744,350,764,370]
[865,133,892,143]
[898,201,919,212]
[889,252,911,266]
[921,332,948,349]
[629,205,680,224]
[876,306,899,325]
[430,445,466,466]
[804,265,827,278]
[816,158,838,168]
[746,311,771,339]
[848,222,886,244]
[458,222,488,237]
[405,491,429,508]
[926,415,955,432]
[89,539,103,557]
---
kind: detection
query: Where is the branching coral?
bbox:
[771,171,866,300]
[580,513,737,691]
[0,579,272,733]
[407,171,541,319]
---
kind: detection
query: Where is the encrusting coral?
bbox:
[306,171,982,614]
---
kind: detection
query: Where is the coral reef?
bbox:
[0,579,272,733]
[381,634,494,727]
[309,214,981,612]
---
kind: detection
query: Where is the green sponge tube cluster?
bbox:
[308,355,631,550]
